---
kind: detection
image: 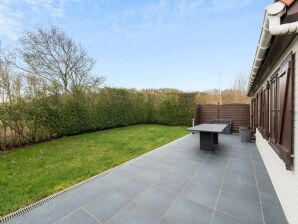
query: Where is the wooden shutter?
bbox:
[259,86,269,139]
[270,77,277,142]
[260,90,265,130]
[251,98,255,131]
[264,82,270,139]
[258,93,262,127]
[255,93,259,128]
[270,54,294,170]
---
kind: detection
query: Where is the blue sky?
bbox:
[0,0,271,91]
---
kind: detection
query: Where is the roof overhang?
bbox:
[247,0,298,97]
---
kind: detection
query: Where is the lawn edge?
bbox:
[0,133,191,223]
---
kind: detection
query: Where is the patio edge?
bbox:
[0,134,191,223]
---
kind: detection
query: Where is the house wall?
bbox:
[254,36,298,224]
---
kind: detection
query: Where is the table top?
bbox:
[187,124,228,133]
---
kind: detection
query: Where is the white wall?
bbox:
[254,37,298,224]
[256,130,298,224]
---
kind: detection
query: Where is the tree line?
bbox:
[0,26,249,150]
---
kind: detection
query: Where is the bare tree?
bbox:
[0,45,29,149]
[232,72,249,103]
[0,45,16,103]
[233,72,248,94]
[17,26,105,94]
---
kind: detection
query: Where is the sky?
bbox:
[0,0,271,91]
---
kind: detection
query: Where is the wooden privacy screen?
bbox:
[195,104,250,132]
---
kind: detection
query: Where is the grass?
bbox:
[0,124,188,216]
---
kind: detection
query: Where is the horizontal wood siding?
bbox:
[195,104,218,124]
[195,104,250,132]
[219,104,250,132]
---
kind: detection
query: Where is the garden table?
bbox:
[187,124,228,151]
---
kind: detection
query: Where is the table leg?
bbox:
[213,133,218,144]
[200,132,214,151]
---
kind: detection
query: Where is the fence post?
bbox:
[194,104,200,125]
[217,102,220,120]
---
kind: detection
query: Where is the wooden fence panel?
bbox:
[195,104,250,132]
[195,104,218,125]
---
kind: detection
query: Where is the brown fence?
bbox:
[195,104,250,132]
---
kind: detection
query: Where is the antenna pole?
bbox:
[219,72,222,105]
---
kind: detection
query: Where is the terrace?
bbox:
[2,134,287,224]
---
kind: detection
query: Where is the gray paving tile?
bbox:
[23,195,78,224]
[254,169,270,180]
[164,198,213,224]
[149,161,175,175]
[208,152,229,161]
[113,178,149,199]
[222,173,259,202]
[68,179,109,205]
[133,156,157,169]
[262,203,288,224]
[113,164,143,178]
[229,151,252,160]
[212,210,248,224]
[224,170,256,186]
[217,192,263,223]
[83,189,130,223]
[257,180,276,193]
[202,156,228,168]
[254,162,268,176]
[252,155,264,163]
[3,215,27,224]
[191,165,225,190]
[258,187,280,206]
[99,173,130,189]
[153,154,180,165]
[176,159,201,171]
[55,209,100,224]
[167,165,196,181]
[132,169,163,184]
[107,202,162,224]
[160,219,176,224]
[181,183,219,209]
[227,160,254,175]
[134,186,177,216]
[154,174,187,195]
[256,173,274,190]
[177,151,209,163]
[251,152,262,159]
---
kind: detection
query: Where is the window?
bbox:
[268,54,294,170]
[252,53,294,170]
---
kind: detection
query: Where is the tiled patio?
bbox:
[3,134,288,224]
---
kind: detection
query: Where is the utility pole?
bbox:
[219,72,222,105]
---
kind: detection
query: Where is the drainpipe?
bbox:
[267,1,298,35]
[248,1,298,94]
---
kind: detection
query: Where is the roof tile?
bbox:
[280,0,295,6]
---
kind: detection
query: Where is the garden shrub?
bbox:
[0,88,196,150]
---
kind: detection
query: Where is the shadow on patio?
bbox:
[3,134,287,224]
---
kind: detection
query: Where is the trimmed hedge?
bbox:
[0,88,196,149]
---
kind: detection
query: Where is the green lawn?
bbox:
[0,124,188,216]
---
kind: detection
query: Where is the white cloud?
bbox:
[0,0,254,41]
[0,0,67,39]
[105,0,204,39]
[176,0,203,18]
[0,3,23,39]
[24,0,66,18]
